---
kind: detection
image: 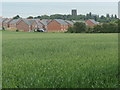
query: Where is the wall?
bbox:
[16,20,29,32]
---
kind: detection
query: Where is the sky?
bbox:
[2,0,120,2]
[1,1,119,18]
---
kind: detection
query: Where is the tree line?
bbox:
[67,20,119,33]
[13,12,118,23]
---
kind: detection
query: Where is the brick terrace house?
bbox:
[40,19,52,31]
[85,19,99,27]
[3,18,13,29]
[47,19,69,32]
[16,19,37,32]
[34,19,44,29]
[9,18,22,30]
[0,18,7,30]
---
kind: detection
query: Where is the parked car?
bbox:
[37,29,47,32]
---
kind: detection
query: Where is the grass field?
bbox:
[0,31,2,89]
[2,31,118,88]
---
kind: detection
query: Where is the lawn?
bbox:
[0,31,2,89]
[2,31,118,88]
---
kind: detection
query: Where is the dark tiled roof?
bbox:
[23,19,35,26]
[40,19,51,25]
[65,20,74,25]
[9,18,22,24]
[89,19,99,24]
[34,19,43,27]
[3,18,13,24]
[54,19,68,25]
[0,18,7,23]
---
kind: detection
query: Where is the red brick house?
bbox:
[0,18,7,30]
[34,19,44,29]
[39,19,51,31]
[47,19,69,32]
[16,19,37,32]
[9,18,22,30]
[2,18,13,29]
[85,19,99,27]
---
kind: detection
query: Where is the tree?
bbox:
[67,22,86,33]
[67,27,74,33]
[41,15,50,19]
[27,16,34,19]
[106,14,110,18]
[111,14,114,18]
[74,22,86,33]
[100,15,106,19]
[34,16,41,19]
[101,23,118,33]
[115,14,117,19]
[93,25,103,33]
[89,12,92,17]
[94,16,98,21]
[13,15,20,19]
[50,14,63,19]
[86,27,94,33]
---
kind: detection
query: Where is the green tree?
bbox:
[27,16,34,19]
[67,27,74,33]
[50,14,64,19]
[13,15,20,19]
[67,22,86,33]
[101,23,118,33]
[93,25,103,33]
[106,14,110,18]
[86,27,94,33]
[111,14,114,18]
[115,14,117,19]
[41,15,50,19]
[34,16,41,19]
[74,22,86,33]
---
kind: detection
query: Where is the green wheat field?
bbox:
[2,31,118,88]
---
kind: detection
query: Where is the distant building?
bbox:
[47,19,69,32]
[39,19,51,31]
[72,9,77,16]
[16,19,37,32]
[0,18,7,30]
[34,19,44,30]
[2,18,13,29]
[9,18,22,30]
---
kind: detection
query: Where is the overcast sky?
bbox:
[2,0,120,2]
[1,0,119,18]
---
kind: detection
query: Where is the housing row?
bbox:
[0,18,99,32]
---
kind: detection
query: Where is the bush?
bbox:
[93,25,103,33]
[16,29,19,32]
[67,27,74,33]
[67,22,86,33]
[101,23,118,33]
[92,23,118,33]
[86,27,94,33]
[67,21,118,33]
[74,22,86,33]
